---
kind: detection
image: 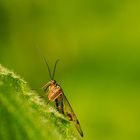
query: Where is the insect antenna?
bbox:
[43,56,52,80]
[34,46,52,80]
[52,59,60,80]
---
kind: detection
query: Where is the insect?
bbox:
[41,57,83,137]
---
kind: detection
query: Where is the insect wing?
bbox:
[63,93,83,137]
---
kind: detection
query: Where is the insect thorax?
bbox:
[48,82,62,101]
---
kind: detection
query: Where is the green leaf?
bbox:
[0,64,79,140]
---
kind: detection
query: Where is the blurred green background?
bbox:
[0,0,140,139]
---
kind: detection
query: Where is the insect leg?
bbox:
[42,82,51,92]
[55,97,64,114]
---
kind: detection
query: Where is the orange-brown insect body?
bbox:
[47,80,62,101]
[42,80,84,137]
[41,57,83,137]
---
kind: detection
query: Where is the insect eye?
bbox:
[51,80,56,84]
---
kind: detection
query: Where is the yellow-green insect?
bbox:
[42,57,83,137]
